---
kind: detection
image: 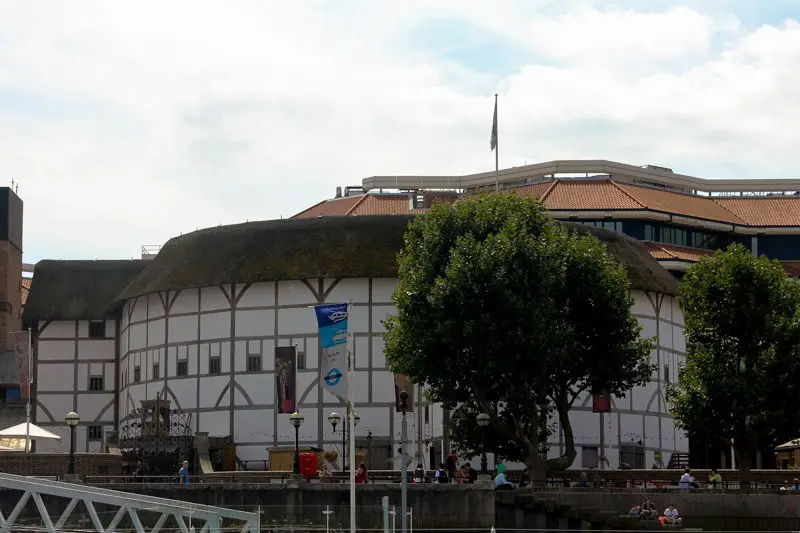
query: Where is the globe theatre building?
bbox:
[24,211,687,471]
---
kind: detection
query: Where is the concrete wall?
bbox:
[99,483,495,530]
[526,489,800,520]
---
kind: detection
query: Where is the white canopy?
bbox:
[0,422,61,441]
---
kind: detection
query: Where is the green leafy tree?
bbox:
[668,244,800,485]
[384,193,653,478]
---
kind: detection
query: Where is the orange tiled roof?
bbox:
[714,197,800,227]
[292,195,365,218]
[643,243,713,263]
[615,183,746,225]
[350,194,412,216]
[516,182,554,199]
[539,180,642,210]
[295,177,800,227]
[21,278,31,305]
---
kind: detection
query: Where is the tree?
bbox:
[667,244,800,485]
[383,193,653,478]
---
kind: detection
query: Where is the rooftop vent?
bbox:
[344,186,363,197]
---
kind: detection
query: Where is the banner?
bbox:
[592,391,611,413]
[11,331,30,399]
[275,346,297,414]
[394,374,414,412]
[314,303,350,399]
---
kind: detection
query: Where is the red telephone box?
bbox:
[299,452,318,481]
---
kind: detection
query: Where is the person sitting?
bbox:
[494,463,513,490]
[663,503,681,525]
[518,467,531,488]
[709,469,723,489]
[434,462,448,483]
[679,468,696,491]
[413,463,426,483]
[319,465,333,483]
[639,497,658,520]
[355,463,368,484]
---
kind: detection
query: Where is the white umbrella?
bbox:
[0,422,61,441]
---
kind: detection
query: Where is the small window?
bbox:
[133,366,141,383]
[88,425,103,441]
[88,321,106,338]
[88,376,104,391]
[247,355,262,372]
[297,351,306,370]
[644,224,655,241]
[152,363,160,380]
[424,405,430,424]
[177,360,188,377]
[663,365,670,383]
[209,357,221,375]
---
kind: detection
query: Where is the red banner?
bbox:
[592,392,611,413]
[11,331,30,399]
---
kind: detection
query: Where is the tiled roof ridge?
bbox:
[344,194,369,216]
[608,180,647,209]
[710,196,749,222]
[537,179,561,202]
[291,198,329,219]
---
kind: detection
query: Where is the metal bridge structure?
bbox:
[0,473,260,533]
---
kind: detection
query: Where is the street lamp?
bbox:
[476,412,490,475]
[65,411,80,475]
[290,411,304,475]
[328,411,343,470]
[328,410,360,471]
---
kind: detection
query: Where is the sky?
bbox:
[1,1,799,263]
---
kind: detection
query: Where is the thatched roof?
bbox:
[116,215,677,301]
[114,216,412,301]
[565,223,680,296]
[23,260,148,321]
[26,216,679,321]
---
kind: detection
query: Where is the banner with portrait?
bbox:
[275,346,297,414]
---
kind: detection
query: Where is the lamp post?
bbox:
[328,411,341,470]
[290,412,304,475]
[476,413,490,476]
[65,411,80,476]
[329,409,360,471]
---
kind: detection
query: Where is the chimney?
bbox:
[335,186,342,198]
[0,187,23,353]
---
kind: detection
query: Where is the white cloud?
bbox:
[0,1,798,261]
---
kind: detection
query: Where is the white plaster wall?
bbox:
[113,280,686,470]
[35,319,117,454]
[119,279,438,465]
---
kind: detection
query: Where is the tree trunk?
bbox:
[734,444,752,490]
[545,393,578,472]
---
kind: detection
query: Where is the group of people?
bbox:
[631,497,682,525]
[317,463,370,483]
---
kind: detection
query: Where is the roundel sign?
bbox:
[325,368,343,387]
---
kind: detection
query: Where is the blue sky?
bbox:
[0,0,798,262]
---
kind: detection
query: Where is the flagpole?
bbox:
[347,301,356,533]
[494,93,500,192]
[25,328,31,453]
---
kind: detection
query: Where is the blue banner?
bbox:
[314,303,350,398]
